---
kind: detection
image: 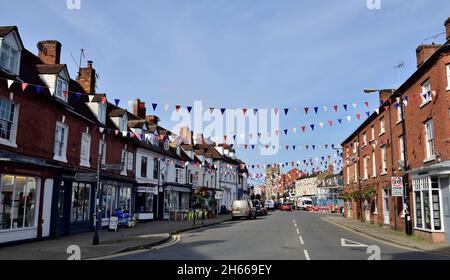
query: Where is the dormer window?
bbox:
[55,77,68,102]
[0,42,19,75]
[120,115,128,131]
[98,103,106,124]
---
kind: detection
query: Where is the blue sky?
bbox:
[2,0,450,183]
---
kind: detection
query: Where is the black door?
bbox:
[56,181,71,236]
[157,191,164,220]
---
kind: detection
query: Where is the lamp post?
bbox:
[93,153,102,245]
[363,88,413,235]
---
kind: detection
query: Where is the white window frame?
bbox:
[0,41,20,75]
[399,135,405,164]
[0,98,19,148]
[424,119,435,162]
[99,139,106,166]
[53,121,69,162]
[55,77,68,102]
[98,104,106,125]
[371,126,375,141]
[381,145,387,175]
[372,150,377,178]
[421,79,432,106]
[354,164,358,183]
[363,156,369,180]
[362,132,367,147]
[379,117,385,135]
[80,132,91,168]
[412,176,444,232]
[397,104,404,123]
[446,64,450,91]
[127,152,134,171]
[120,149,127,175]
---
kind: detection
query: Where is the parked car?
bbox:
[274,201,282,209]
[264,200,275,210]
[281,202,292,211]
[231,200,256,220]
[219,205,230,215]
[252,200,263,216]
[261,207,268,216]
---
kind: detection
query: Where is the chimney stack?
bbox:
[416,44,441,68]
[37,40,62,64]
[445,17,450,41]
[179,127,192,145]
[133,98,146,119]
[76,60,96,94]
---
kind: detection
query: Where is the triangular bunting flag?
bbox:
[115,99,120,106]
[21,83,28,92]
[343,104,348,111]
[187,106,193,113]
[7,79,13,89]
[284,129,288,135]
[35,85,41,94]
[314,107,318,114]
[221,108,226,115]
[304,107,309,114]
[164,104,170,112]
[152,103,158,111]
[175,105,181,112]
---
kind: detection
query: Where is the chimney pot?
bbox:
[37,40,62,65]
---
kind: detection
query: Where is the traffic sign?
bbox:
[391,177,404,197]
[75,172,98,182]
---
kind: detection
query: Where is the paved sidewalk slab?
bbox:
[322,215,450,257]
[0,214,231,260]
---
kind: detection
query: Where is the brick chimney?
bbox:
[445,17,450,41]
[145,115,160,125]
[76,61,96,94]
[133,98,146,119]
[37,40,62,64]
[179,127,192,145]
[416,44,441,68]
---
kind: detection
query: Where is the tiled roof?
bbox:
[35,64,66,74]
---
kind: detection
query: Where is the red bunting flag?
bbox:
[21,83,28,91]
[333,105,338,112]
[63,91,69,97]
[304,107,309,114]
[356,113,361,120]
[101,97,107,104]
[175,105,181,112]
[244,145,248,150]
[301,126,306,133]
[274,108,279,115]
[364,101,369,107]
[328,120,333,126]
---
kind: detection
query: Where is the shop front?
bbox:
[160,183,192,220]
[134,184,158,221]
[100,180,134,227]
[0,155,55,245]
[412,174,450,243]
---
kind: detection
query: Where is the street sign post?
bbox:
[74,172,98,182]
[391,177,404,197]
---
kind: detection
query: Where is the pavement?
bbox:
[0,214,231,260]
[110,211,450,260]
[322,215,450,257]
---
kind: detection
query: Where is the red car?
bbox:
[281,203,292,211]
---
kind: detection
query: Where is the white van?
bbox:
[298,197,313,211]
[264,200,274,210]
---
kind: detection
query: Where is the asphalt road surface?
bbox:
[112,211,449,260]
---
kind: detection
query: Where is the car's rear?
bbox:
[231,200,253,220]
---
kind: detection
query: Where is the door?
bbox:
[441,177,450,243]
[383,189,390,225]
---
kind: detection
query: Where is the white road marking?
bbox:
[292,220,297,227]
[299,235,304,245]
[340,238,369,248]
[296,228,300,234]
[303,249,310,260]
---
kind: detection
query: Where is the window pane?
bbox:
[0,175,14,229]
[432,190,441,230]
[415,191,422,228]
[423,190,431,230]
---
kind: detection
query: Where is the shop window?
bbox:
[0,175,37,230]
[136,192,153,213]
[70,182,91,223]
[413,177,442,231]
[102,185,117,219]
[119,187,132,211]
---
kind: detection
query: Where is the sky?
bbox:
[2,0,450,184]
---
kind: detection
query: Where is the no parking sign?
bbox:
[391,177,404,197]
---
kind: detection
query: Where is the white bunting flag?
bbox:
[346,116,352,122]
[352,103,357,109]
[292,128,297,134]
[122,131,128,137]
[323,106,328,112]
[164,104,170,112]
[128,100,133,108]
[319,122,324,128]
[49,87,56,96]
[375,108,380,115]
[7,79,14,89]
[99,127,105,134]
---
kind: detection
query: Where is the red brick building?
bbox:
[342,17,450,243]
[0,26,139,243]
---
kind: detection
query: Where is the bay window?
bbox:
[413,177,443,231]
[0,175,37,230]
[0,42,20,75]
[0,98,18,147]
